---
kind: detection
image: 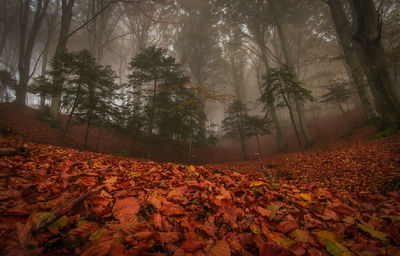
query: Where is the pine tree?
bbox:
[260,65,314,148]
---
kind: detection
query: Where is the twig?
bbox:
[31,185,105,233]
[256,153,270,177]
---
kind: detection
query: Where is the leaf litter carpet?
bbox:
[0,132,399,255]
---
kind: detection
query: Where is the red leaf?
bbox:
[160,202,184,216]
[277,221,298,233]
[209,240,231,256]
[156,232,180,243]
[181,240,207,252]
[69,222,100,238]
[256,206,271,217]
[112,197,140,223]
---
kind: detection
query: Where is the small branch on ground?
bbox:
[255,153,270,177]
[31,185,105,233]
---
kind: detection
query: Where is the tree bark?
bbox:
[50,0,75,118]
[268,0,313,146]
[351,0,400,127]
[254,128,261,158]
[16,0,49,106]
[326,0,378,123]
[247,10,287,152]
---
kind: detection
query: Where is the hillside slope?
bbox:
[0,134,399,255]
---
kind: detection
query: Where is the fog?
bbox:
[0,0,399,162]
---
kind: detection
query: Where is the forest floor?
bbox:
[0,127,400,255]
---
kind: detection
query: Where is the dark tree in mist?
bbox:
[35,49,118,149]
[325,0,377,123]
[245,114,271,158]
[15,0,49,106]
[128,46,203,159]
[260,65,314,149]
[320,80,353,122]
[350,0,400,130]
[222,99,250,160]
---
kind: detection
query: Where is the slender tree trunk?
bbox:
[255,128,261,158]
[250,21,288,153]
[95,126,101,152]
[16,0,49,106]
[261,60,287,152]
[269,0,312,145]
[0,28,8,57]
[337,101,349,123]
[296,101,313,147]
[238,118,248,160]
[287,104,303,149]
[40,41,50,109]
[50,0,75,118]
[278,82,302,148]
[147,75,157,159]
[61,91,80,144]
[84,117,92,150]
[270,108,286,152]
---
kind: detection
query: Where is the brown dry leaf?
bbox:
[181,240,207,252]
[209,240,231,256]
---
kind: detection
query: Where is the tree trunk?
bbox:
[255,128,261,158]
[61,91,80,144]
[351,0,400,127]
[16,0,49,106]
[296,101,313,147]
[40,40,50,109]
[238,118,248,160]
[327,0,378,123]
[95,127,101,152]
[250,19,288,153]
[269,0,313,145]
[84,117,91,150]
[50,0,75,118]
[338,101,349,123]
[147,75,157,159]
[0,28,8,57]
[271,108,286,152]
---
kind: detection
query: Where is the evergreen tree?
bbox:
[34,49,118,148]
[222,99,250,160]
[260,65,314,148]
[245,115,271,158]
[320,80,353,122]
[127,46,204,159]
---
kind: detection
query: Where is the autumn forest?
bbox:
[0,0,399,255]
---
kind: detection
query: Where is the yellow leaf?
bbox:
[356,223,388,243]
[314,230,340,241]
[343,216,355,225]
[128,171,141,177]
[50,215,68,230]
[187,165,195,172]
[325,239,352,256]
[290,229,308,242]
[89,228,107,241]
[267,232,295,247]
[215,195,225,200]
[300,193,312,201]
[251,181,264,187]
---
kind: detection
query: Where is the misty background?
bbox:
[0,0,399,163]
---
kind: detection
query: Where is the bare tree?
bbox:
[15,0,49,106]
